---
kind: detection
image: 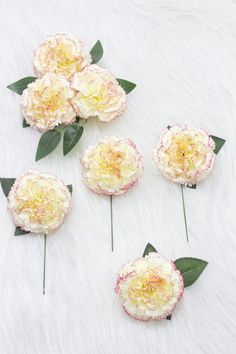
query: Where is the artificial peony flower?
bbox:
[33,33,91,79]
[154,125,216,185]
[71,65,126,122]
[8,170,72,234]
[21,73,76,132]
[115,252,184,321]
[80,137,143,195]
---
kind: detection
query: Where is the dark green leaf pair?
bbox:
[0,178,72,236]
[143,243,207,287]
[35,123,84,161]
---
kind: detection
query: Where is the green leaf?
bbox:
[7,76,37,95]
[116,79,136,94]
[187,184,196,189]
[90,40,103,64]
[67,184,73,194]
[23,118,30,128]
[175,257,208,287]
[35,130,61,161]
[143,243,157,257]
[63,124,84,156]
[14,226,30,236]
[210,135,226,155]
[0,178,16,197]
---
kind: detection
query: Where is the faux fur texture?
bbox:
[0,0,235,353]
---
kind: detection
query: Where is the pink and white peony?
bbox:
[154,125,216,185]
[8,170,72,234]
[71,65,126,122]
[115,252,184,321]
[33,33,91,79]
[80,137,143,195]
[21,73,76,132]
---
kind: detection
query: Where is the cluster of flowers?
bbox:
[3,32,225,320]
[21,33,127,132]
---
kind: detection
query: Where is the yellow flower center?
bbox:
[36,89,62,113]
[167,134,203,172]
[16,181,60,224]
[128,270,173,309]
[50,41,82,74]
[98,148,125,178]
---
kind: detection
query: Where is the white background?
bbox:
[0,1,236,353]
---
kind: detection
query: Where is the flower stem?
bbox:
[110,195,114,252]
[181,185,189,242]
[43,234,47,295]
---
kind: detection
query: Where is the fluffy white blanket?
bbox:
[0,0,235,353]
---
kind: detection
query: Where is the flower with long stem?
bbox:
[80,137,143,251]
[1,170,72,294]
[154,125,225,241]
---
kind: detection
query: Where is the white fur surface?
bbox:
[0,0,235,353]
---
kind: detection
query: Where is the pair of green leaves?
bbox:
[142,243,207,320]
[35,122,84,161]
[143,243,208,288]
[0,178,72,236]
